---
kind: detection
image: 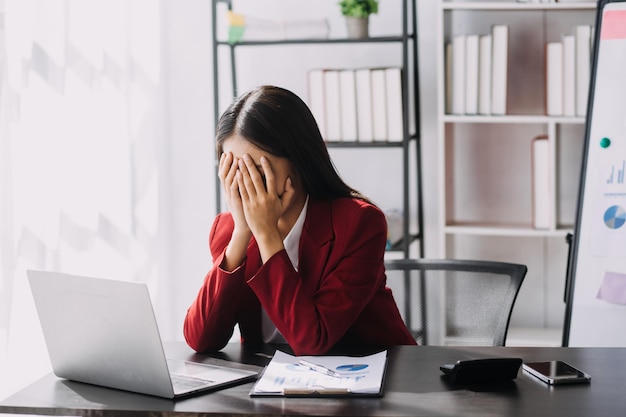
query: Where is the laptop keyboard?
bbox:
[171,373,215,391]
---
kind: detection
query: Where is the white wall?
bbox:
[160,0,216,344]
[1,0,180,398]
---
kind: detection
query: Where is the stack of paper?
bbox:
[250,350,387,397]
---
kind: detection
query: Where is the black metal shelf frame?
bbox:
[211,0,423,258]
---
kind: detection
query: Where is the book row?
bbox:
[445,25,509,116]
[546,25,593,117]
[307,67,404,143]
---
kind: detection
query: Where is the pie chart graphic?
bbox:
[336,364,368,372]
[603,205,626,229]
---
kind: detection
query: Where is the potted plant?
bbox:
[338,0,379,39]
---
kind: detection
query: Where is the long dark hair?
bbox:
[216,85,368,201]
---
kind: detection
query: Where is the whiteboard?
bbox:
[563,0,626,347]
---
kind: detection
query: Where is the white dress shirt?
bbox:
[261,197,309,343]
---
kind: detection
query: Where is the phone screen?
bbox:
[523,361,591,385]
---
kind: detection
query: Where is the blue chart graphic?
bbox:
[336,364,368,372]
[288,363,369,373]
[604,205,626,229]
[288,363,308,372]
[287,362,369,377]
[607,160,626,184]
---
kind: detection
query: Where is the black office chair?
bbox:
[384,258,527,347]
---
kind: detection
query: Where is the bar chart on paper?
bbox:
[606,160,626,184]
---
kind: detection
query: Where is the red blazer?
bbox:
[183,197,416,355]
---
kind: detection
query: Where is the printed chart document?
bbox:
[250,350,387,397]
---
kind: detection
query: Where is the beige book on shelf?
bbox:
[562,34,576,117]
[575,25,592,117]
[451,34,466,115]
[478,34,492,115]
[385,67,404,142]
[531,136,551,230]
[323,69,342,141]
[445,42,453,114]
[546,42,563,116]
[491,25,508,115]
[339,69,358,142]
[371,68,388,142]
[465,34,479,115]
[355,68,374,142]
[307,69,326,139]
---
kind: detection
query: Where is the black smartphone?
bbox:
[523,361,591,385]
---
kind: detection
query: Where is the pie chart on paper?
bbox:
[603,205,626,229]
[336,364,368,372]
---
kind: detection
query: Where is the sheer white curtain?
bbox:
[0,0,175,397]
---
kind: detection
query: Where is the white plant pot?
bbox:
[346,16,369,39]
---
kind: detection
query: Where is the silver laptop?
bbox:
[27,270,257,399]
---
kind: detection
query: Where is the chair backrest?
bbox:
[384,258,527,346]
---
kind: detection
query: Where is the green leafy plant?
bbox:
[338,0,379,18]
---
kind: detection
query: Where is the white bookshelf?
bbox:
[435,1,597,345]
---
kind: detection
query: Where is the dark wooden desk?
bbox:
[1,343,624,417]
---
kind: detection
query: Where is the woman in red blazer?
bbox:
[184,86,416,355]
